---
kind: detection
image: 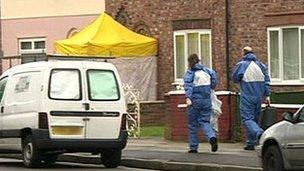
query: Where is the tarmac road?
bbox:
[0,158,159,171]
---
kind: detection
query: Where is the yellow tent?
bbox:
[54,13,157,57]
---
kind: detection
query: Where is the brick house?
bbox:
[106,0,304,99]
[106,0,304,141]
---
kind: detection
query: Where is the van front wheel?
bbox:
[101,148,121,168]
[42,154,58,166]
[21,135,42,168]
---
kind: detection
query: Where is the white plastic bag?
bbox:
[210,90,222,134]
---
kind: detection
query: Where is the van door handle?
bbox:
[83,103,90,110]
[83,118,90,121]
[0,106,3,113]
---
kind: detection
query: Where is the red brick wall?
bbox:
[106,0,304,99]
[229,0,304,92]
[106,0,228,99]
[140,101,166,126]
[163,93,300,142]
[217,94,238,142]
[164,93,238,142]
[164,94,188,141]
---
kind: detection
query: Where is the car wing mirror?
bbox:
[283,112,295,123]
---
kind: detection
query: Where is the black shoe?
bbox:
[188,149,198,153]
[244,145,255,151]
[210,137,218,152]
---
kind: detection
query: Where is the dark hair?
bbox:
[188,54,199,68]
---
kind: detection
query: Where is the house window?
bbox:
[268,27,304,84]
[174,30,212,81]
[19,38,47,64]
[19,38,46,54]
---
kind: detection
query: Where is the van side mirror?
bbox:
[283,112,295,123]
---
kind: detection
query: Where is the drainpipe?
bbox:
[225,0,237,142]
[225,0,231,91]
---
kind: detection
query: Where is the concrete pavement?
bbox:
[64,137,262,171]
[0,137,263,171]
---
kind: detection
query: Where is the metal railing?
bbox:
[123,84,141,138]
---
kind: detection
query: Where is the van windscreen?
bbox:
[49,69,81,100]
[87,70,119,101]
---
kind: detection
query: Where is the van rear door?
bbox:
[48,68,86,139]
[84,67,123,139]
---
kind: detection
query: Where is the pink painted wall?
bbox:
[1,14,99,57]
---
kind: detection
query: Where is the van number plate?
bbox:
[51,126,83,135]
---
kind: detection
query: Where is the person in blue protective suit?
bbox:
[232,46,271,151]
[183,53,219,153]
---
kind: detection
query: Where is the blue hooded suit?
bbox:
[232,52,271,146]
[183,63,218,150]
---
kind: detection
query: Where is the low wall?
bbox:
[164,91,239,142]
[164,90,302,142]
[139,101,166,126]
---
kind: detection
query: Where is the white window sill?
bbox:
[262,104,303,109]
[270,82,304,86]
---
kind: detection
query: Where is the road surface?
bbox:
[0,158,159,171]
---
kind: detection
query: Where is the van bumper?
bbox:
[31,129,128,152]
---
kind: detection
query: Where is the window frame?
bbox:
[173,29,212,83]
[19,37,46,54]
[267,26,304,85]
[86,69,120,101]
[48,69,82,101]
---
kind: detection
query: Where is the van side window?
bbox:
[49,69,81,100]
[87,70,119,101]
[14,76,30,93]
[0,77,8,102]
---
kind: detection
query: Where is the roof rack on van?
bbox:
[48,54,116,62]
[17,53,116,64]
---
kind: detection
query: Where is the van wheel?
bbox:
[263,145,284,171]
[21,135,42,168]
[101,148,121,168]
[42,154,58,166]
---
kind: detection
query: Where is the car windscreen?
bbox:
[298,106,304,122]
[49,69,81,100]
[0,77,8,102]
[87,69,120,101]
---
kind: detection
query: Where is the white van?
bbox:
[0,61,128,168]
